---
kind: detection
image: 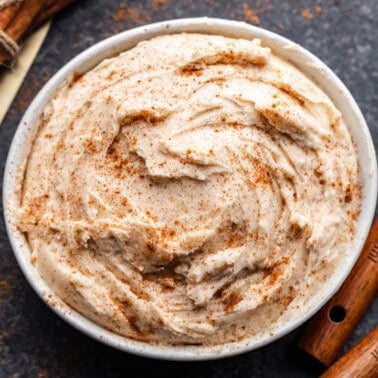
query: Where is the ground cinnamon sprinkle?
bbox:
[243,3,260,25]
[223,291,242,312]
[301,8,314,20]
[67,71,84,88]
[301,5,322,20]
[267,266,282,286]
[242,1,272,25]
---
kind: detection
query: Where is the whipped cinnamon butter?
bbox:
[17,33,360,345]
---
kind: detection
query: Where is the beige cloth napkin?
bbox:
[0,21,50,126]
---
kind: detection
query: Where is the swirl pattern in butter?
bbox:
[18,34,360,345]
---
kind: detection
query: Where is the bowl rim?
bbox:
[3,17,377,361]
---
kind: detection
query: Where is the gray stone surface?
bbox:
[0,0,377,377]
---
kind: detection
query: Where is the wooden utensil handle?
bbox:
[298,219,378,366]
[321,326,378,378]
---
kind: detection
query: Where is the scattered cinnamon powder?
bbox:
[243,3,260,25]
[242,1,272,25]
[301,6,322,20]
[347,210,359,221]
[344,183,353,203]
[301,8,314,20]
[16,31,361,346]
[223,291,242,312]
[281,295,294,307]
[67,71,84,88]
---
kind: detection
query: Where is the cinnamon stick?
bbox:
[0,0,75,66]
[321,326,378,378]
[0,2,22,31]
[0,0,46,62]
[4,0,46,40]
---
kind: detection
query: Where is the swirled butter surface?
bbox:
[17,34,360,345]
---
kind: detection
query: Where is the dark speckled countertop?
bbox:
[0,1,377,377]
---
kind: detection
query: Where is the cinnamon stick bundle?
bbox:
[0,0,75,66]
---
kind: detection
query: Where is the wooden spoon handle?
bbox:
[298,218,378,366]
[321,326,378,378]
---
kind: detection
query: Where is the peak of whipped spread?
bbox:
[17,33,360,345]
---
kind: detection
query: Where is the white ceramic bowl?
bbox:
[3,18,377,360]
